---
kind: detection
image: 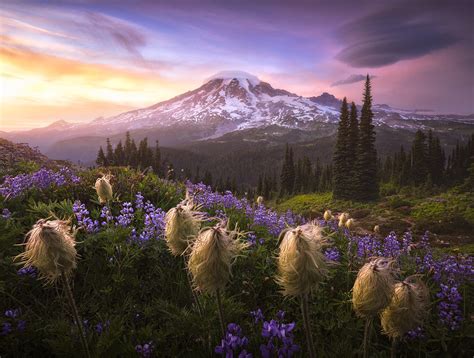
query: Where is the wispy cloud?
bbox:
[331,74,376,87]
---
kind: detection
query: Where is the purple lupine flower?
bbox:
[135,192,144,210]
[100,206,114,226]
[254,310,300,358]
[382,232,401,258]
[1,322,12,336]
[116,202,134,227]
[17,320,26,332]
[95,320,110,335]
[1,208,11,219]
[250,308,265,323]
[324,247,341,262]
[17,266,37,278]
[73,201,99,233]
[5,308,21,319]
[215,323,252,357]
[135,341,154,358]
[0,167,80,199]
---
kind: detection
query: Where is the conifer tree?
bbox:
[114,140,125,166]
[354,76,378,200]
[124,131,132,165]
[96,146,107,167]
[280,144,295,195]
[411,130,428,185]
[333,97,351,199]
[105,138,114,166]
[129,139,138,167]
[153,140,162,175]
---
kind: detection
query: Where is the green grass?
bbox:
[276,189,474,242]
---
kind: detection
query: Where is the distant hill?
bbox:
[0,138,67,176]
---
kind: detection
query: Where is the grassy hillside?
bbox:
[1,165,472,356]
[276,189,474,253]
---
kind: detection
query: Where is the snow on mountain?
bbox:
[4,71,472,152]
[93,71,339,134]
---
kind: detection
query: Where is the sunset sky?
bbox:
[1,0,472,131]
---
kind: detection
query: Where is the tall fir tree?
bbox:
[96,146,107,167]
[124,131,132,165]
[333,97,351,199]
[280,144,295,195]
[105,138,115,166]
[354,75,378,200]
[153,140,162,175]
[114,140,125,166]
[411,130,428,185]
[348,102,359,194]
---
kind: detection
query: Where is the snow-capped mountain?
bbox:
[2,70,472,163]
[92,71,340,135]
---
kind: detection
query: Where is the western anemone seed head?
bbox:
[346,218,355,230]
[323,210,333,221]
[352,257,396,318]
[374,225,380,234]
[188,221,245,294]
[16,219,77,284]
[95,175,113,204]
[276,225,329,297]
[164,201,203,256]
[299,221,331,248]
[256,196,264,205]
[338,212,349,227]
[381,275,430,339]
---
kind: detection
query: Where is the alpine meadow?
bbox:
[0,1,473,357]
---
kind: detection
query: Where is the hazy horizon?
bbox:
[1,0,473,131]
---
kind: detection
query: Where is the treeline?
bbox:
[332,75,378,201]
[96,133,165,176]
[380,131,473,189]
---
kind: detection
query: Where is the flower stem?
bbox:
[391,338,398,358]
[301,293,315,358]
[363,316,373,358]
[61,274,90,358]
[216,289,226,337]
[182,256,203,316]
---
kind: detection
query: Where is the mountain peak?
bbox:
[205,71,260,86]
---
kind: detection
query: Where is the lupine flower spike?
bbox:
[353,257,396,358]
[16,219,90,357]
[277,223,330,358]
[95,174,113,204]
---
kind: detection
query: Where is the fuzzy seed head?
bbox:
[16,219,77,284]
[256,196,264,205]
[352,257,396,318]
[323,210,333,221]
[381,275,430,339]
[374,225,380,234]
[164,202,203,256]
[277,225,329,297]
[338,212,349,227]
[346,218,355,230]
[95,175,113,204]
[188,222,245,294]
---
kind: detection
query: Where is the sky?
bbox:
[0,0,473,131]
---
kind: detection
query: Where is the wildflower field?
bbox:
[0,166,473,357]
